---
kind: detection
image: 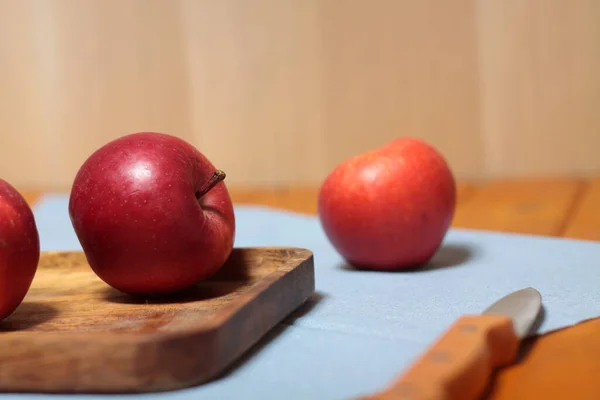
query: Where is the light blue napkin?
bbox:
[3,193,600,400]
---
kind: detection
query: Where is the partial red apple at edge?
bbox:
[317,137,456,271]
[68,132,236,295]
[0,179,40,320]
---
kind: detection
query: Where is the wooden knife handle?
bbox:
[357,314,520,400]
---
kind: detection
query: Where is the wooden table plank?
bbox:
[18,190,42,207]
[21,183,476,215]
[454,183,478,213]
[229,184,475,217]
[561,177,600,241]
[452,178,583,236]
[229,186,320,215]
[489,318,600,400]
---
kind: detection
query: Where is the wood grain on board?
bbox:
[0,248,314,393]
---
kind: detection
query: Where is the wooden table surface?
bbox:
[23,177,600,399]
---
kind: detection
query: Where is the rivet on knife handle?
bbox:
[357,315,520,400]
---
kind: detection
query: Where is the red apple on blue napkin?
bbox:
[318,137,456,271]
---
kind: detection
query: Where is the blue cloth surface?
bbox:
[3,193,600,400]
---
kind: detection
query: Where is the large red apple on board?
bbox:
[0,179,40,320]
[318,137,456,271]
[68,132,236,295]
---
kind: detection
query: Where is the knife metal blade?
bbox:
[359,287,543,400]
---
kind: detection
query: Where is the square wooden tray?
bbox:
[0,247,315,394]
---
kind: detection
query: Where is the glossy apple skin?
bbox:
[68,132,236,295]
[0,179,40,320]
[318,137,456,270]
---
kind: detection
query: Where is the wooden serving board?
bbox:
[0,247,315,394]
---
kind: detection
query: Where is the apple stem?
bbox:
[196,170,226,199]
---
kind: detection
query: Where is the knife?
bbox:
[358,287,542,400]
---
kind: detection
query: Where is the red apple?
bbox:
[68,132,236,295]
[318,137,456,270]
[0,179,40,320]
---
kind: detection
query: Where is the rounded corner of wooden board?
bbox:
[0,245,316,394]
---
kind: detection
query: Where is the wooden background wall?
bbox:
[0,0,598,190]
